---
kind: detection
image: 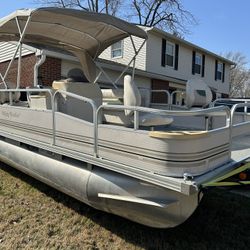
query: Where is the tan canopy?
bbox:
[0,8,147,82]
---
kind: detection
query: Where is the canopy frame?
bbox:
[0,8,148,89]
[94,37,146,89]
[0,15,31,89]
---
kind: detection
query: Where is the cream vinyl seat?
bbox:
[103,75,173,127]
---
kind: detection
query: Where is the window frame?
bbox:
[217,62,223,80]
[194,53,202,74]
[165,41,175,67]
[111,40,123,59]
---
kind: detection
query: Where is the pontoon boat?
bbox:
[0,8,250,228]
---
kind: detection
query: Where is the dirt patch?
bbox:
[1,163,250,249]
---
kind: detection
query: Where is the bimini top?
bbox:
[0,8,147,82]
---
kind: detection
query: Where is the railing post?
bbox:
[94,108,99,158]
[52,90,97,156]
[9,92,13,106]
[134,110,139,130]
[52,92,56,146]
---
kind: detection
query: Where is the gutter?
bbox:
[143,26,235,66]
[34,52,46,86]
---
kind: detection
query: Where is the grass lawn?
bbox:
[1,162,250,250]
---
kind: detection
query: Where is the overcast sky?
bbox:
[0,1,249,67]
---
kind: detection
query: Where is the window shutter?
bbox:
[201,54,205,77]
[215,60,218,81]
[161,39,166,67]
[174,44,179,70]
[192,51,196,75]
[222,63,225,82]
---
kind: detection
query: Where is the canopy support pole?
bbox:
[0,73,7,88]
[94,71,102,84]
[129,36,137,83]
[2,15,31,89]
[114,39,146,85]
[95,63,118,89]
[16,43,22,89]
[94,38,146,89]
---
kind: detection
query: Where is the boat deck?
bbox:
[231,134,250,162]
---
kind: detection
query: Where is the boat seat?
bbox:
[27,86,53,110]
[52,79,102,122]
[102,87,151,107]
[138,113,174,126]
[103,75,173,127]
[102,88,123,105]
[123,75,141,116]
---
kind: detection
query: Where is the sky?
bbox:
[0,1,249,67]
[181,0,250,67]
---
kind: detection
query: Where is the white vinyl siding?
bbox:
[0,42,34,63]
[99,36,147,71]
[146,32,230,94]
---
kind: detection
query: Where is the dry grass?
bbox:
[1,163,250,250]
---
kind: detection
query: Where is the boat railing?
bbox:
[150,90,186,107]
[150,90,171,106]
[0,88,53,105]
[95,104,231,157]
[0,88,235,159]
[211,98,250,108]
[170,90,185,105]
[0,88,97,155]
[231,102,250,125]
[52,89,98,154]
[212,98,250,123]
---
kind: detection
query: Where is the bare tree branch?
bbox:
[224,52,250,97]
[33,0,196,35]
[130,0,196,35]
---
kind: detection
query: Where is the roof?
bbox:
[144,26,235,65]
[0,8,147,82]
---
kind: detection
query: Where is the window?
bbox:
[192,52,205,76]
[165,42,175,67]
[217,62,223,80]
[194,53,202,74]
[161,39,179,70]
[111,40,123,58]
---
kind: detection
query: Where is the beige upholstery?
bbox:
[28,93,52,110]
[101,89,123,99]
[52,80,102,122]
[139,88,151,107]
[123,75,141,116]
[139,114,173,127]
[148,130,208,139]
[101,88,123,105]
[102,75,173,127]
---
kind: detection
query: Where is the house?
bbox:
[0,26,234,103]
[99,26,234,100]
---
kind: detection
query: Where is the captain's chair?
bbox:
[123,75,141,116]
[103,75,173,127]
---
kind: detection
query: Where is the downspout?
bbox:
[34,52,46,87]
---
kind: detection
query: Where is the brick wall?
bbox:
[151,79,171,103]
[0,54,36,88]
[39,57,62,86]
[0,55,62,88]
